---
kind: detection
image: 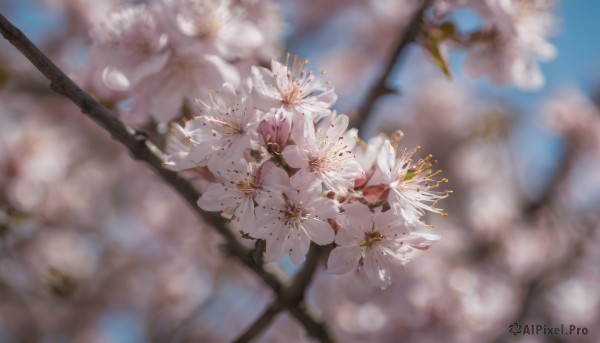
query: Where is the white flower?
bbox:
[198,82,261,158]
[166,0,263,59]
[197,161,288,233]
[240,0,285,60]
[251,55,337,122]
[368,140,449,225]
[464,0,556,90]
[163,82,258,170]
[282,114,364,194]
[164,118,217,171]
[254,175,337,264]
[89,4,169,91]
[327,203,439,289]
[136,47,240,122]
[353,134,386,171]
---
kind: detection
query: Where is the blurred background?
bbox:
[1,0,600,342]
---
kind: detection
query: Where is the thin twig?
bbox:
[524,135,578,218]
[0,13,334,343]
[351,0,433,136]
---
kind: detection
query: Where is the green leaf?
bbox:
[418,22,456,79]
[424,41,452,79]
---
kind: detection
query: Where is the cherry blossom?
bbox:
[254,175,337,264]
[197,160,287,233]
[257,108,292,154]
[327,203,439,289]
[251,55,337,121]
[163,119,216,171]
[135,47,240,122]
[165,0,264,58]
[282,113,364,194]
[88,4,170,91]
[367,140,449,225]
[197,82,260,158]
[463,0,557,89]
[164,82,257,169]
[353,134,386,172]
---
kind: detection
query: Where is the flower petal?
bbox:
[302,218,335,245]
[376,140,396,175]
[282,145,307,169]
[197,184,240,211]
[362,246,393,290]
[327,245,361,274]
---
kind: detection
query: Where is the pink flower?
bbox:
[198,82,261,158]
[368,140,449,225]
[89,4,170,91]
[463,0,556,90]
[327,203,440,289]
[163,82,258,170]
[282,114,364,194]
[251,55,337,121]
[197,161,288,233]
[135,47,240,122]
[166,0,264,59]
[254,175,337,264]
[257,109,291,154]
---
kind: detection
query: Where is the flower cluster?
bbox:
[165,56,450,289]
[88,0,282,122]
[450,0,557,90]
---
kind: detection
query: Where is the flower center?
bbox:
[235,181,255,194]
[281,81,303,106]
[360,231,385,251]
[280,201,307,226]
[308,155,325,173]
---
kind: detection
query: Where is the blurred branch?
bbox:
[232,244,332,343]
[491,137,584,343]
[524,135,578,218]
[162,280,222,343]
[351,0,434,136]
[286,244,329,302]
[491,214,592,343]
[0,13,334,343]
[232,301,282,343]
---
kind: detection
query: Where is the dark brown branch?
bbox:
[232,302,282,343]
[351,0,434,136]
[0,12,334,343]
[232,244,333,343]
[286,243,329,303]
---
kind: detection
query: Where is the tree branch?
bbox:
[232,243,332,343]
[524,135,578,218]
[232,302,282,343]
[0,12,334,343]
[351,0,433,136]
[285,243,329,303]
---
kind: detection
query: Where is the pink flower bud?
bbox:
[353,173,367,188]
[362,184,390,206]
[258,112,291,153]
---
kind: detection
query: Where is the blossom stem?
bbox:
[0,12,335,343]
